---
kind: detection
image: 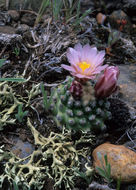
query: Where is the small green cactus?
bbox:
[50,77,111,132]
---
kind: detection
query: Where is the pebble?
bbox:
[15,24,30,34]
[96,13,106,25]
[92,143,136,183]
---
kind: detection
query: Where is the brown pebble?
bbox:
[96,13,106,25]
[92,143,136,183]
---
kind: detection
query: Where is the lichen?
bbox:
[0,118,93,190]
[0,81,41,131]
[0,82,21,130]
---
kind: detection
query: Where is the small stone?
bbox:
[8,10,20,21]
[92,143,136,183]
[96,13,106,25]
[15,24,30,34]
[0,12,10,26]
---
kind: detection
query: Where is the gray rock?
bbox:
[11,137,34,159]
[119,37,136,58]
[0,12,11,26]
[15,24,30,34]
[0,33,22,45]
[108,10,132,33]
[118,64,136,107]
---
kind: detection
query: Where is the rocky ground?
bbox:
[0,0,136,190]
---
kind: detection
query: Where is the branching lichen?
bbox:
[0,82,21,130]
[0,119,93,190]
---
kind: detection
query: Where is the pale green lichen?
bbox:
[0,81,41,131]
[0,118,93,190]
[0,82,21,130]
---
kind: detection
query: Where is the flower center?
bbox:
[78,61,90,72]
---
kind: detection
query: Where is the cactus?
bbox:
[50,77,111,132]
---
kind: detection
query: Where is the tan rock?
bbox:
[96,13,106,25]
[92,143,136,183]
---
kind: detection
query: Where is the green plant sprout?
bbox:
[104,21,126,55]
[15,104,28,123]
[116,176,121,190]
[96,152,113,184]
[0,58,6,67]
[40,83,54,112]
[52,0,63,20]
[13,181,19,190]
[107,30,120,49]
[73,3,92,26]
[74,164,93,185]
[13,47,20,57]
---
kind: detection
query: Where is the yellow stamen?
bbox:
[78,61,90,72]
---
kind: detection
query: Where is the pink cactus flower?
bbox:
[95,66,120,98]
[61,43,108,79]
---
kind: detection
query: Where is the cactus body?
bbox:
[50,77,111,132]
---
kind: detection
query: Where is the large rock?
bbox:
[118,64,136,107]
[92,143,136,183]
[108,10,132,33]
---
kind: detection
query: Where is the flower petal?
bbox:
[61,64,76,73]
[73,73,95,79]
[74,43,82,51]
[67,48,79,65]
[64,43,109,80]
[92,64,108,74]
